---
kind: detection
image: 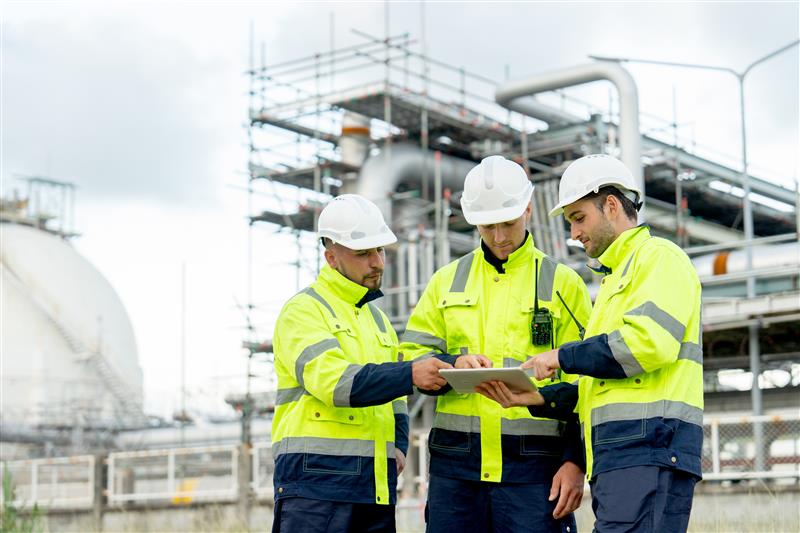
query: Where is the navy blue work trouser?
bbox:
[590,466,697,533]
[426,474,577,533]
[272,496,395,533]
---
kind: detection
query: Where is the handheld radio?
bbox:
[531,258,553,347]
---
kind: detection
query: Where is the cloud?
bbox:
[3,6,247,207]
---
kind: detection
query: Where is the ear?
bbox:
[523,202,532,222]
[324,247,337,269]
[604,194,620,220]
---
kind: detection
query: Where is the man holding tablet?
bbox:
[478,155,703,533]
[400,156,592,533]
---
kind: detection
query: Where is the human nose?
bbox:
[493,226,504,243]
[369,250,384,269]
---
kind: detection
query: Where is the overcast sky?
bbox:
[3,1,798,419]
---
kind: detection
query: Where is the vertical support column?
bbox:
[167,451,175,497]
[397,242,408,319]
[422,230,435,284]
[30,461,38,505]
[750,326,765,471]
[408,231,419,307]
[710,420,720,475]
[236,444,253,531]
[92,454,106,532]
[519,116,529,176]
[546,181,565,260]
[415,432,429,500]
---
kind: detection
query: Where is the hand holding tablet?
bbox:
[439,368,538,394]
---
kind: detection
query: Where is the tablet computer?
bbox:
[439,368,538,394]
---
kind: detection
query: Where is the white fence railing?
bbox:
[106,445,238,505]
[2,413,797,510]
[702,413,800,482]
[252,441,274,499]
[0,455,94,509]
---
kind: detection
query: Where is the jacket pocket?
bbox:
[429,428,470,452]
[591,376,649,445]
[303,453,361,475]
[520,435,562,457]
[308,405,364,425]
[437,293,480,354]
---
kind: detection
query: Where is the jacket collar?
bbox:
[480,231,534,273]
[596,224,651,272]
[317,264,382,307]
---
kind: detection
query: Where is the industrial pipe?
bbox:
[495,62,643,218]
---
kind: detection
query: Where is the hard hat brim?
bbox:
[463,203,529,226]
[331,232,398,251]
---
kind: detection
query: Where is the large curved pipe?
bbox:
[495,62,643,218]
[691,242,800,278]
[350,143,476,221]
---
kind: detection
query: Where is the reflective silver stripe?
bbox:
[503,358,520,368]
[392,400,408,416]
[273,436,375,458]
[303,287,336,318]
[367,304,387,333]
[501,418,564,437]
[414,351,436,361]
[537,256,557,301]
[296,338,341,388]
[400,330,447,353]
[590,400,703,428]
[607,330,645,378]
[449,252,474,293]
[625,301,686,343]
[432,412,480,433]
[620,254,635,278]
[677,342,703,364]
[387,441,397,458]
[333,364,362,407]
[275,387,305,405]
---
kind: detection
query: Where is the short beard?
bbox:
[587,219,616,258]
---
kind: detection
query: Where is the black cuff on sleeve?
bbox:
[560,418,585,472]
[527,382,579,421]
[558,334,628,379]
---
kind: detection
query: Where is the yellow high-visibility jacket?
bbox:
[400,234,591,483]
[271,264,412,505]
[534,225,704,480]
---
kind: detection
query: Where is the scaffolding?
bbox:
[243,28,799,478]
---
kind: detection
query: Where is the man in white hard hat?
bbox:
[271,194,453,533]
[478,154,703,533]
[400,156,592,532]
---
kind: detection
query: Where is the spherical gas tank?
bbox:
[1,223,142,427]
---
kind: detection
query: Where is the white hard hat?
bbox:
[460,155,534,225]
[549,154,642,218]
[317,194,397,250]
